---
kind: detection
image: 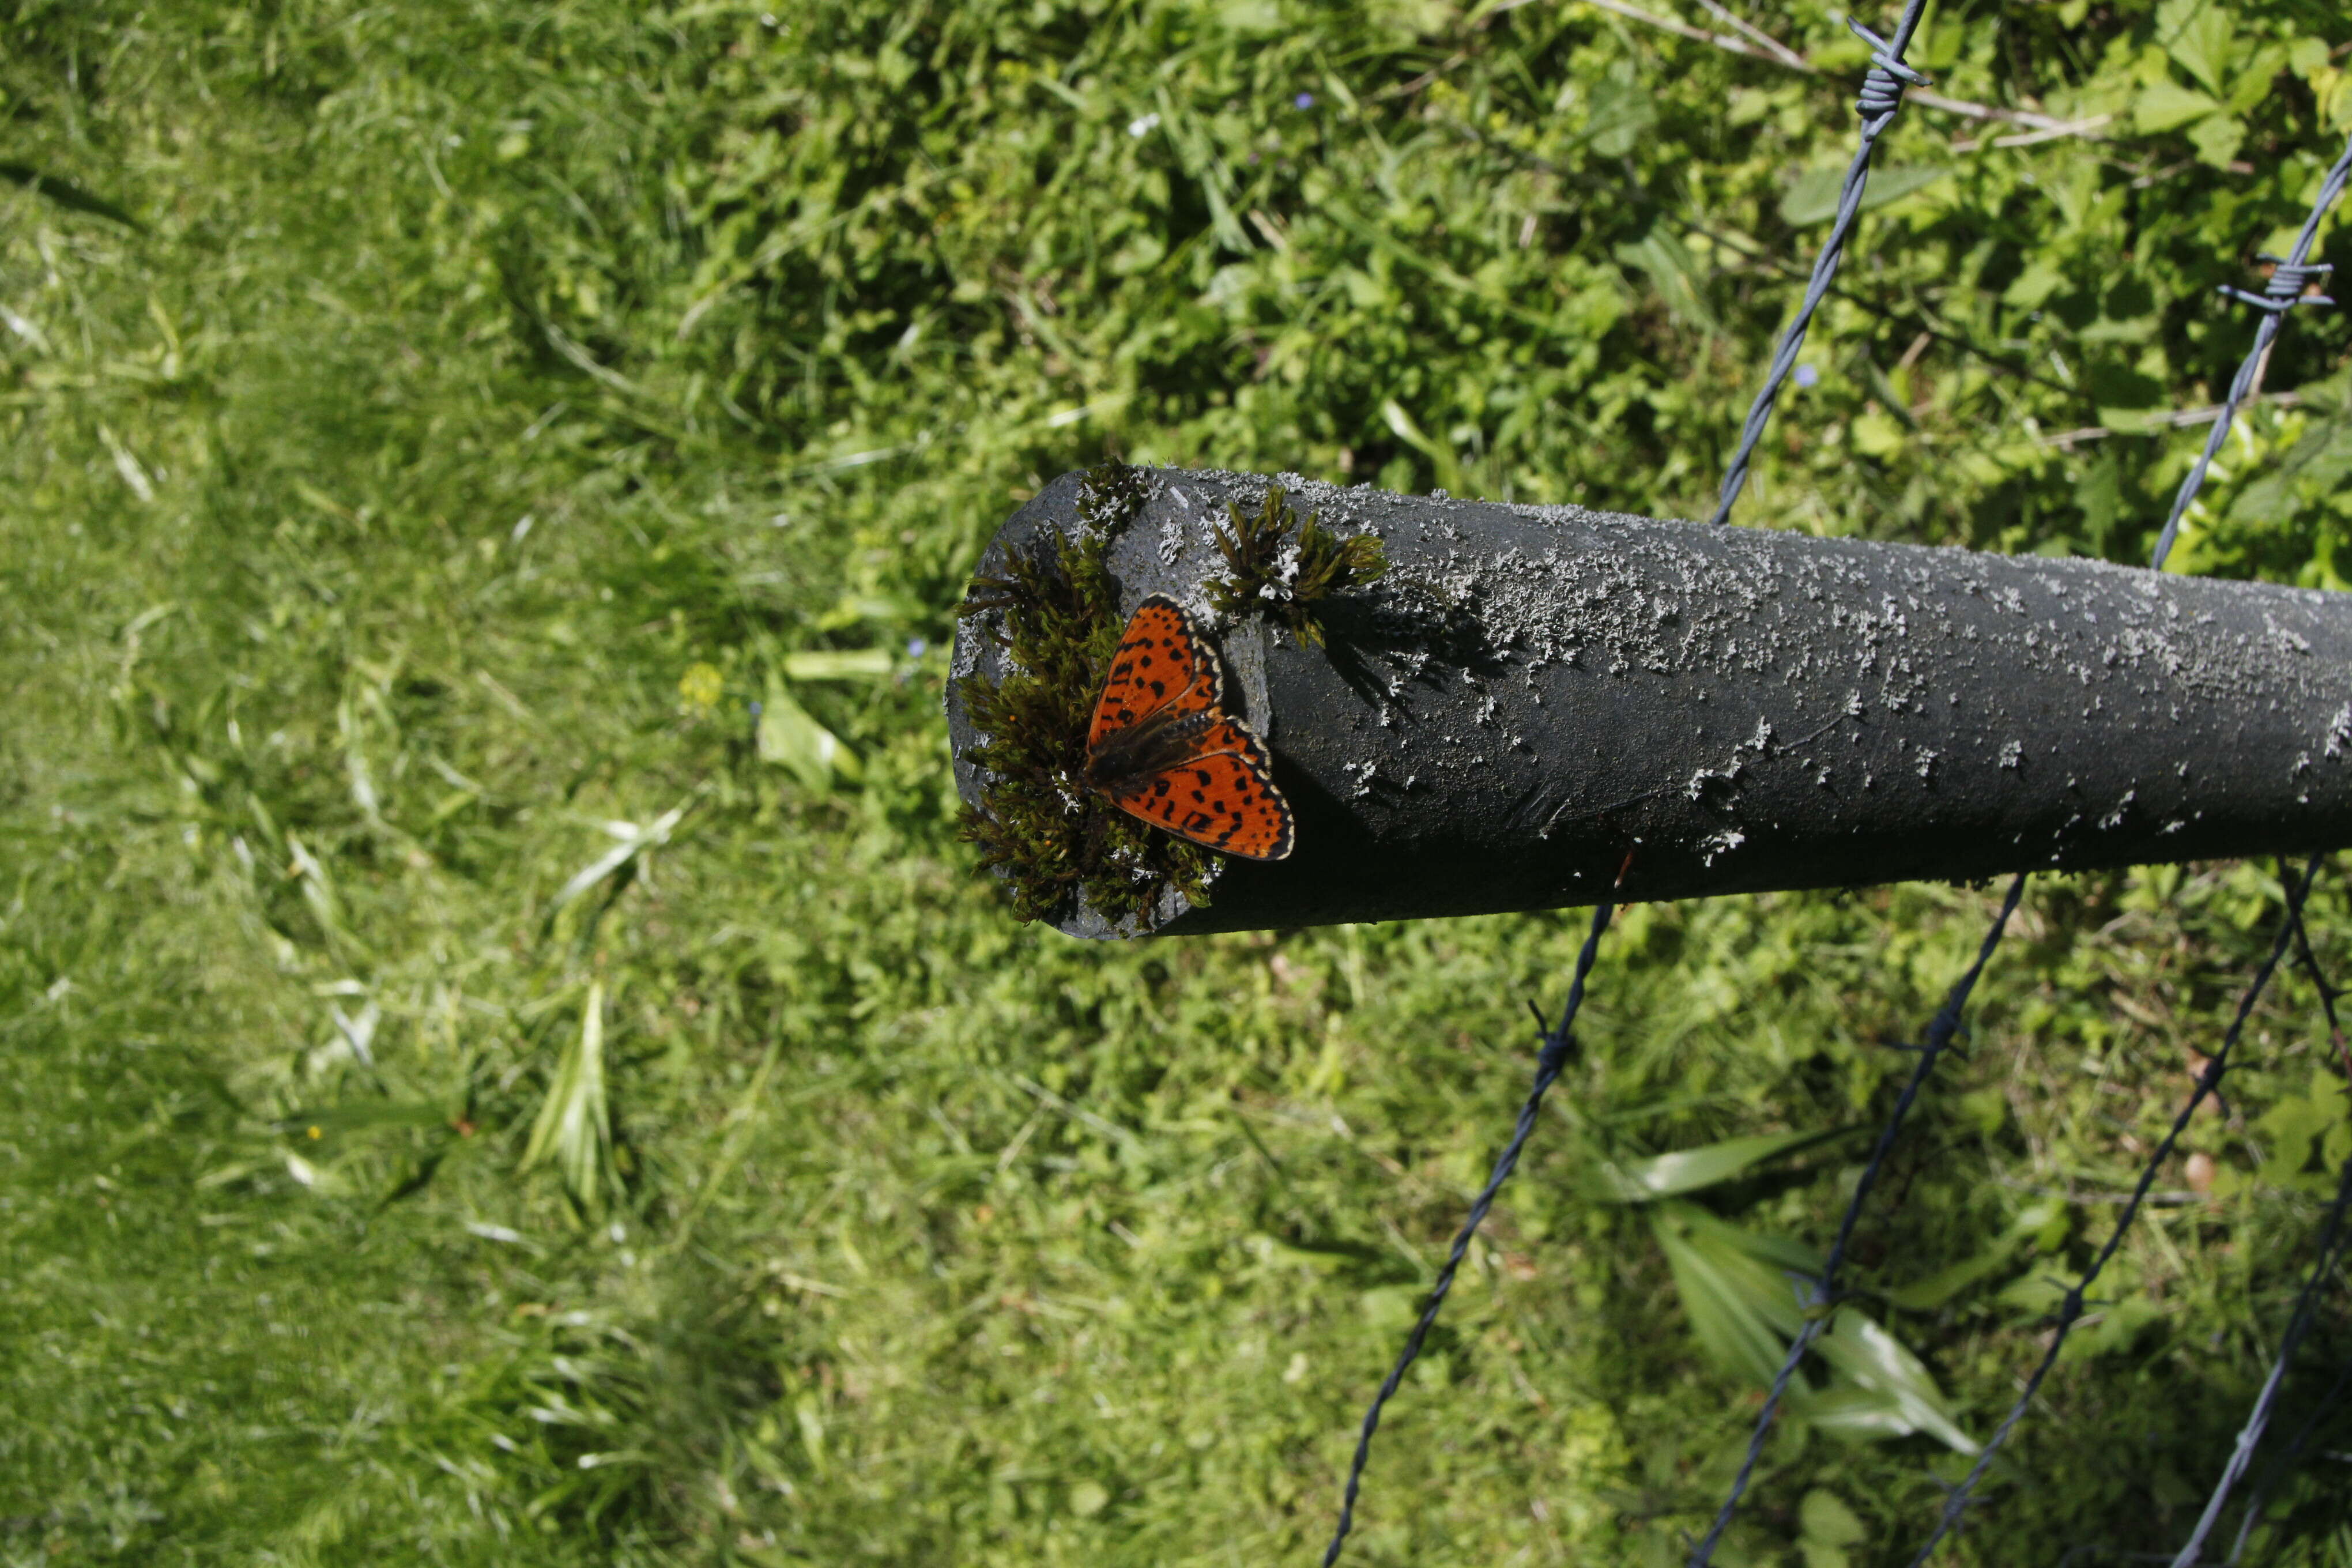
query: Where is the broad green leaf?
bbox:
[521,980,611,1216]
[1883,1200,2064,1311]
[2002,259,2068,311]
[2187,112,2246,168]
[1613,228,1720,334]
[2134,79,2221,133]
[2059,1296,2168,1364]
[2252,1068,2352,1190]
[782,648,891,680]
[1852,409,1907,458]
[2229,375,2352,524]
[2162,2,2233,94]
[1996,1269,2070,1318]
[1799,1488,1868,1568]
[1592,1125,1858,1203]
[1778,164,1948,228]
[546,801,690,918]
[1585,63,1656,158]
[1217,0,1283,33]
[1882,1246,2016,1313]
[1647,1201,1819,1384]
[1803,1309,1977,1454]
[1378,399,1468,495]
[759,676,862,790]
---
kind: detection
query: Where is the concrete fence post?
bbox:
[948,465,2352,938]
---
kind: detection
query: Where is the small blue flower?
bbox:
[1294,92,1315,110]
[748,700,763,717]
[1793,364,1820,389]
[907,636,929,658]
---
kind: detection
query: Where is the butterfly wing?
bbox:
[1088,594,1222,750]
[1100,717,1295,861]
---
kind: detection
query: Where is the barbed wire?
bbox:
[1319,898,1614,1566]
[1324,38,2352,1568]
[1690,103,2352,1567]
[2148,128,2352,571]
[1684,872,2025,1567]
[1902,855,2319,1565]
[1706,0,1931,525]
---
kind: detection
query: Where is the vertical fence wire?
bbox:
[1707,0,1932,525]
[1893,121,2352,1563]
[2173,878,2352,1566]
[2172,1144,2352,1566]
[1318,899,1614,1566]
[1684,5,2013,1557]
[1684,873,2025,1567]
[1901,856,2320,1566]
[2225,1325,2352,1565]
[1322,36,2352,1568]
[2146,127,2352,571]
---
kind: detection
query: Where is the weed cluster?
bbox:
[955,465,1215,928]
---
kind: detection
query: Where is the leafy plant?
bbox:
[1589,1127,1976,1454]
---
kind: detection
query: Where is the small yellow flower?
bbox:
[677,661,724,715]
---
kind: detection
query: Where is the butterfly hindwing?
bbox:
[1101,718,1295,862]
[1087,594,1221,750]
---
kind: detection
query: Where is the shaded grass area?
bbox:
[5,2,2352,1563]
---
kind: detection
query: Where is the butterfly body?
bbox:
[1082,595,1295,861]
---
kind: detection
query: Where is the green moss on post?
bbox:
[1205,484,1386,649]
[953,465,1216,928]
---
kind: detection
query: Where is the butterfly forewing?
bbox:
[1084,597,1294,863]
[1087,596,1220,749]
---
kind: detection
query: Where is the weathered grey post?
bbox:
[948,466,2352,938]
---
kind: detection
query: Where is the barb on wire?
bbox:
[1320,899,1614,1567]
[1903,858,2321,1566]
[1708,0,1933,526]
[2148,127,2352,571]
[1685,873,2025,1567]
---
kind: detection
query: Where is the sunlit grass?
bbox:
[5,2,2351,1565]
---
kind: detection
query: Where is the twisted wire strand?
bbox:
[1684,873,2026,1567]
[2172,1145,2352,1566]
[1708,0,1933,526]
[1320,899,1614,1566]
[1902,857,2320,1566]
[2202,873,2352,1565]
[2224,1325,2352,1565]
[2147,128,2352,571]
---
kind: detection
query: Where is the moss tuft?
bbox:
[954,467,1215,928]
[1204,484,1387,648]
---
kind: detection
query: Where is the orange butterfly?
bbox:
[1081,594,1295,861]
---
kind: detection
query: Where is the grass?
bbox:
[5,1,2352,1563]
